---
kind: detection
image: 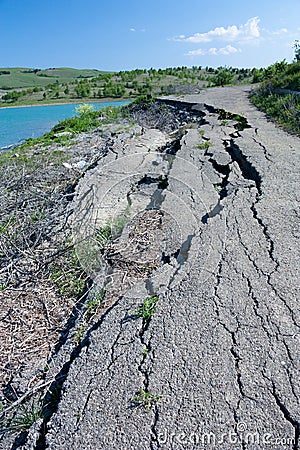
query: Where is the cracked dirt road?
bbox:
[42,86,299,449]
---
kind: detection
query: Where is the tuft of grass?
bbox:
[131,389,162,412]
[5,402,44,431]
[50,246,87,298]
[84,289,106,321]
[0,217,16,235]
[96,211,130,249]
[74,289,106,344]
[100,105,124,121]
[111,212,130,236]
[50,267,86,297]
[196,141,212,150]
[74,324,88,345]
[133,295,159,322]
[95,225,112,248]
[30,211,46,222]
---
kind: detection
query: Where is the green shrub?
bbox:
[75,103,95,117]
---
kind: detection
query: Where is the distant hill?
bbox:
[0,67,108,89]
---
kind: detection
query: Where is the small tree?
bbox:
[75,80,91,97]
[294,40,300,62]
[212,69,233,87]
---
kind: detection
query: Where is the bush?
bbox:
[212,69,234,87]
[75,103,95,117]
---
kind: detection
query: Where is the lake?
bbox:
[0,101,129,150]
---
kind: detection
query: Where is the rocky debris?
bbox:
[162,83,202,96]
[51,131,73,139]
[125,98,206,133]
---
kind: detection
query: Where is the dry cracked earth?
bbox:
[3,86,300,449]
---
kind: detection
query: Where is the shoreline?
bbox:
[0,98,131,150]
[0,97,132,110]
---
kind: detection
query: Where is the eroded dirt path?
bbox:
[22,86,299,449]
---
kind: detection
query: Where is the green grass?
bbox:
[39,67,107,79]
[74,289,106,344]
[50,247,87,298]
[74,324,88,345]
[196,141,213,150]
[131,389,162,412]
[84,289,106,321]
[133,296,159,322]
[1,401,44,432]
[0,217,16,234]
[0,67,105,89]
[95,209,130,249]
[250,58,300,135]
[250,90,300,135]
[0,141,67,171]
[95,225,113,248]
[50,267,86,298]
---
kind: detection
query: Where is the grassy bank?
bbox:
[250,59,300,135]
[0,103,127,163]
[251,90,299,135]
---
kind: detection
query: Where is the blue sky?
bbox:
[0,0,299,70]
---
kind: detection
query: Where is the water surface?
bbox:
[0,101,128,150]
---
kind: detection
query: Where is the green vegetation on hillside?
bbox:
[2,57,299,136]
[250,43,300,135]
[0,67,105,88]
[0,65,255,107]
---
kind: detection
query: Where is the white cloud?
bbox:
[186,45,241,57]
[176,17,260,44]
[130,27,146,33]
[264,27,288,36]
[219,44,241,55]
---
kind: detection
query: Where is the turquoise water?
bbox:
[0,101,129,150]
